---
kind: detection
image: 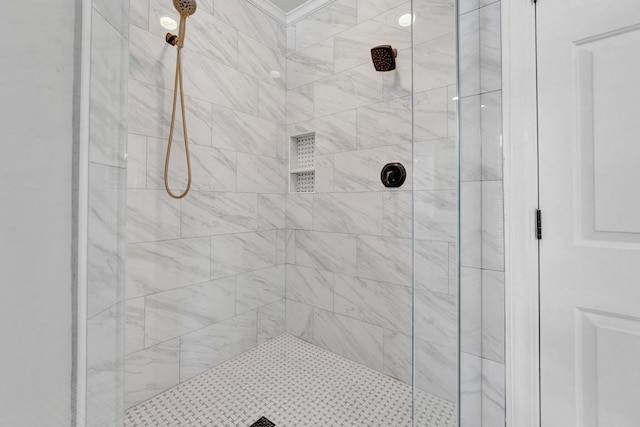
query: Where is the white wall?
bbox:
[0,1,77,425]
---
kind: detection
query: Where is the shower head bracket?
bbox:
[166,33,179,46]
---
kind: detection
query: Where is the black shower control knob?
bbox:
[381,163,406,188]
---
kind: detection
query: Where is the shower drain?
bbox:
[249,416,275,427]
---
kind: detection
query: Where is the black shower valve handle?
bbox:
[381,163,407,188]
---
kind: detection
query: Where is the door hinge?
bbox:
[536,209,542,240]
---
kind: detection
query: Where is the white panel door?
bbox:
[537,1,640,426]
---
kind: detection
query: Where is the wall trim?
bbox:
[286,0,336,24]
[247,0,337,25]
[246,0,287,24]
[502,1,541,427]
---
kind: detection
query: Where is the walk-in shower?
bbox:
[2,0,507,425]
[121,0,460,421]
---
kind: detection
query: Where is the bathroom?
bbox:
[2,0,638,426]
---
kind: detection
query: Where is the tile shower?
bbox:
[123,0,462,416]
[1,0,506,425]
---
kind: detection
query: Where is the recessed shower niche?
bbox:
[289,132,316,193]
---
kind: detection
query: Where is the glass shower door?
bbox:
[411,0,459,425]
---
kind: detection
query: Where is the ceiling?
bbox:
[268,0,311,13]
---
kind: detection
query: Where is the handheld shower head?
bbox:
[164,0,197,200]
[167,0,196,47]
[173,0,197,16]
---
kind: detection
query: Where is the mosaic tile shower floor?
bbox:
[125,334,456,426]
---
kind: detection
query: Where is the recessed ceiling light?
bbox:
[160,16,178,30]
[398,14,415,27]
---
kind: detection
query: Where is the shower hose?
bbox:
[164,16,192,199]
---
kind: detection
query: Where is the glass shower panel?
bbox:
[456,0,507,425]
[283,0,418,424]
[84,0,130,425]
[412,0,460,425]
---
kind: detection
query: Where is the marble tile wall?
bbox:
[458,1,506,426]
[284,0,459,404]
[86,0,130,425]
[124,0,286,408]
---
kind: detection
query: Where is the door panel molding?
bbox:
[575,308,640,427]
[574,26,640,247]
